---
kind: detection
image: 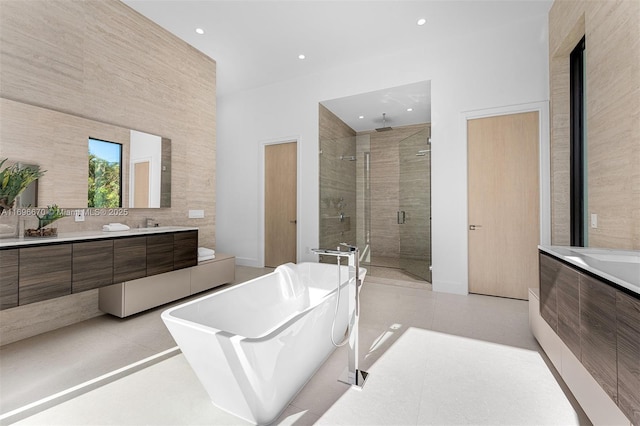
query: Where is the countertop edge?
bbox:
[0,226,199,248]
[539,245,639,297]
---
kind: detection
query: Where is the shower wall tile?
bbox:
[362,124,428,259]
[319,105,356,251]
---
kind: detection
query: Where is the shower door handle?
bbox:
[397,211,406,224]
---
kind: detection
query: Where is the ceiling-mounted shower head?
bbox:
[375,113,393,132]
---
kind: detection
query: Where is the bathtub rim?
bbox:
[161,263,367,343]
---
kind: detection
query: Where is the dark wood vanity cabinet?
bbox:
[539,254,560,330]
[580,274,618,402]
[174,230,198,269]
[556,265,581,359]
[113,236,147,283]
[539,251,640,423]
[146,233,174,276]
[616,291,640,425]
[1,229,198,310]
[19,245,72,305]
[539,253,581,358]
[0,249,19,309]
[72,240,114,293]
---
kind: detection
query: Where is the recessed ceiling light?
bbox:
[407,108,413,112]
[358,115,364,119]
[298,54,306,60]
[195,28,205,35]
[417,18,426,26]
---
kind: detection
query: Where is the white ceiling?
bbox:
[321,81,431,132]
[123,0,552,131]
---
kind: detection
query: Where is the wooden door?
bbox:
[133,161,150,208]
[468,111,539,300]
[265,142,297,267]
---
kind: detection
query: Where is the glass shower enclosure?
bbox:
[398,128,431,282]
[319,127,431,282]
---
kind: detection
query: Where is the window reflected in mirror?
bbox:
[88,138,122,208]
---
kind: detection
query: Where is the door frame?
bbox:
[461,101,550,294]
[259,136,301,267]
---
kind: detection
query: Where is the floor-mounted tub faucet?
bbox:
[312,243,368,389]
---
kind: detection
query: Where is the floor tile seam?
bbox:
[0,346,181,425]
[0,341,168,407]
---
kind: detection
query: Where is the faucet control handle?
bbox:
[339,243,358,252]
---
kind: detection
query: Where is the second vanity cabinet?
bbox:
[0,229,198,310]
[539,252,640,424]
[616,291,640,424]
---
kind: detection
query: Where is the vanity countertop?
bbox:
[0,226,198,248]
[539,245,640,296]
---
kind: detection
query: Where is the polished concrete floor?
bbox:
[1,266,591,425]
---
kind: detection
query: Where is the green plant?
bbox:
[88,154,120,208]
[36,205,65,230]
[0,159,45,212]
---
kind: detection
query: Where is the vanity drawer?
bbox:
[147,233,174,276]
[19,245,72,305]
[113,237,147,282]
[0,249,19,309]
[174,230,198,270]
[72,240,114,292]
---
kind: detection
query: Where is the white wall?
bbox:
[216,14,549,295]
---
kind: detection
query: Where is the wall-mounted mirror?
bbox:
[128,130,171,208]
[0,98,171,209]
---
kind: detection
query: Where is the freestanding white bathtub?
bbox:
[162,262,366,425]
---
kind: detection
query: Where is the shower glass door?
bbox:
[398,128,431,282]
[319,135,357,257]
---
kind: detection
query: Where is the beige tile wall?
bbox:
[360,124,428,259]
[0,0,216,244]
[549,0,640,249]
[0,0,216,343]
[318,105,357,252]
